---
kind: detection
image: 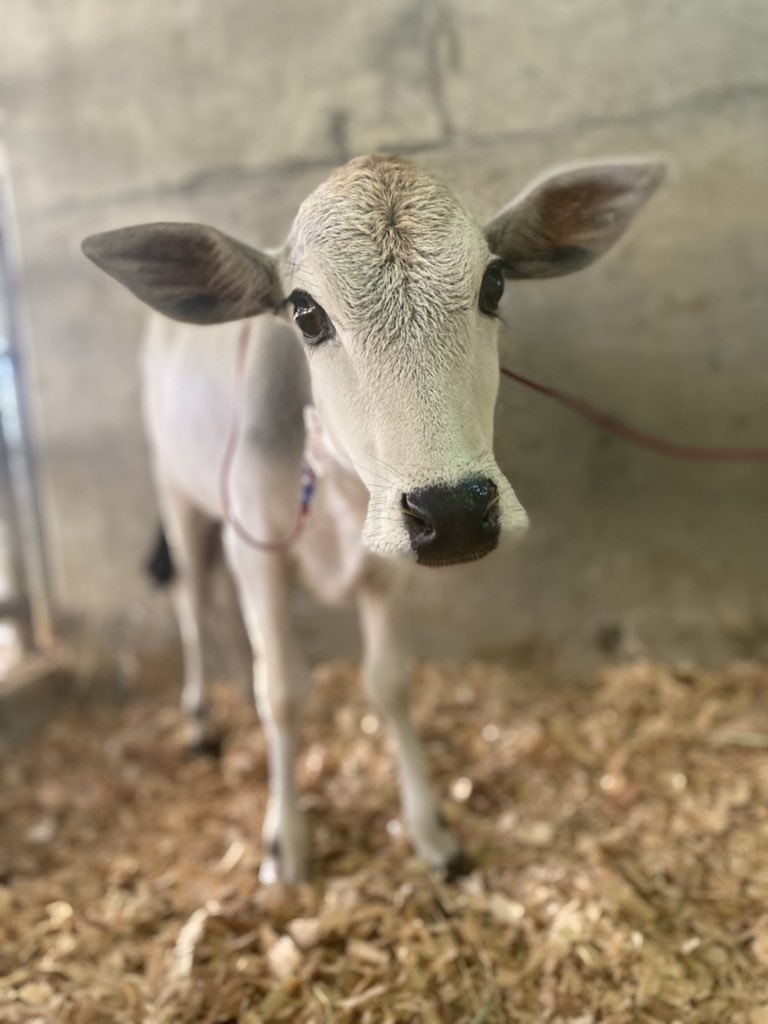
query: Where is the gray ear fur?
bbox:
[485,162,665,279]
[82,222,282,324]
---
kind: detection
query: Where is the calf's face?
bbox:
[282,158,520,563]
[83,155,663,566]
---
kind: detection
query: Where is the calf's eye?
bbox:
[479,262,505,317]
[290,290,333,345]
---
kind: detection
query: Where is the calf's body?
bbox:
[85,154,662,881]
[143,312,453,881]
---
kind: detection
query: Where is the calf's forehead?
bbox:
[284,157,489,334]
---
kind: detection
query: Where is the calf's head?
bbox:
[83,155,662,565]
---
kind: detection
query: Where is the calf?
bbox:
[83,154,662,882]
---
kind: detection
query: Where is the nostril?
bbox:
[483,482,500,526]
[401,493,435,539]
[401,493,427,524]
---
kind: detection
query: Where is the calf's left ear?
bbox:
[485,161,665,280]
[82,222,282,324]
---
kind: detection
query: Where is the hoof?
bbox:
[258,847,309,886]
[441,849,475,882]
[186,734,224,759]
[259,827,309,885]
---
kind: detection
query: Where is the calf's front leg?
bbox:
[225,534,311,884]
[357,570,470,877]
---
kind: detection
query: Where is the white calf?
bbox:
[84,154,662,881]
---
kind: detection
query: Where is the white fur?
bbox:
[284,157,529,553]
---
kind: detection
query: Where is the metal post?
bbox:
[0,411,34,650]
[0,147,55,650]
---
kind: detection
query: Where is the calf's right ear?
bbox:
[82,223,282,324]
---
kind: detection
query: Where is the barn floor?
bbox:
[2,655,768,1023]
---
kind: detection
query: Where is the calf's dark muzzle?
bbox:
[401,476,500,566]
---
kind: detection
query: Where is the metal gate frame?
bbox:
[0,146,55,652]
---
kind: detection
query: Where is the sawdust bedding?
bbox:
[2,656,768,1023]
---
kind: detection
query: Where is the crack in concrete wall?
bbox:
[20,78,768,222]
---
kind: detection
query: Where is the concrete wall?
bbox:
[2,0,767,665]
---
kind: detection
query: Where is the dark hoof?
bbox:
[186,734,224,759]
[441,849,475,882]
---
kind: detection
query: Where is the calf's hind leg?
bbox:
[157,484,222,755]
